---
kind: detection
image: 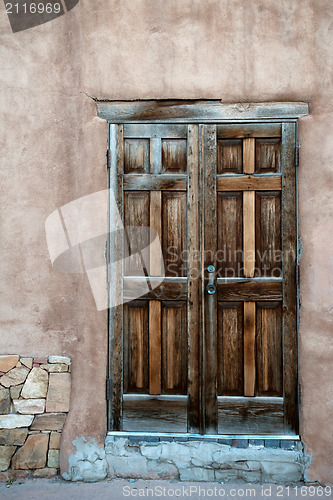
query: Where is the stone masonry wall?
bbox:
[0,355,71,481]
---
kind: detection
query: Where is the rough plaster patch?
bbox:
[302,446,314,482]
[105,437,306,483]
[62,436,107,482]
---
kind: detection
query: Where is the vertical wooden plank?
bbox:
[187,124,201,433]
[149,300,161,395]
[244,301,256,397]
[150,191,162,276]
[243,191,255,278]
[202,124,218,433]
[150,138,162,174]
[243,138,255,174]
[281,122,298,434]
[108,124,124,430]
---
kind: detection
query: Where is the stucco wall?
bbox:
[1,0,332,484]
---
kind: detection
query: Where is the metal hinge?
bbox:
[106,378,111,400]
[107,149,111,169]
[295,144,300,166]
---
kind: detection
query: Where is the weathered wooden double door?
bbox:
[108,120,298,436]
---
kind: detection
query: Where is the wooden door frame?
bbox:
[98,101,309,436]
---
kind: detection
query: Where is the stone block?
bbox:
[48,356,71,366]
[261,461,303,482]
[280,440,296,450]
[10,384,24,400]
[0,356,19,373]
[0,428,28,446]
[0,446,16,471]
[48,449,60,468]
[33,359,48,365]
[128,435,143,446]
[0,470,28,482]
[232,439,248,448]
[49,431,61,449]
[179,467,215,481]
[249,439,264,448]
[11,433,49,470]
[240,470,262,482]
[20,358,33,370]
[0,388,10,414]
[264,440,280,449]
[189,442,223,467]
[46,373,71,412]
[140,444,162,460]
[106,454,178,479]
[33,468,58,478]
[41,364,69,373]
[214,469,240,481]
[30,413,66,431]
[218,439,233,446]
[160,442,196,468]
[0,415,34,429]
[21,368,48,399]
[141,435,160,443]
[13,399,45,414]
[0,367,29,388]
[105,437,130,457]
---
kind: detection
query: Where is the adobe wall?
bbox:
[1,0,332,484]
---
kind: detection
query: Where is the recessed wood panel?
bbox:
[255,138,281,174]
[162,192,187,277]
[217,139,243,174]
[162,302,187,395]
[149,301,161,395]
[244,301,256,397]
[256,191,282,277]
[217,192,243,277]
[122,396,187,433]
[123,301,149,393]
[256,302,283,396]
[124,139,150,173]
[217,302,244,396]
[162,139,187,173]
[124,192,150,275]
[218,397,284,434]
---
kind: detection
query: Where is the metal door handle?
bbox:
[206,284,216,295]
